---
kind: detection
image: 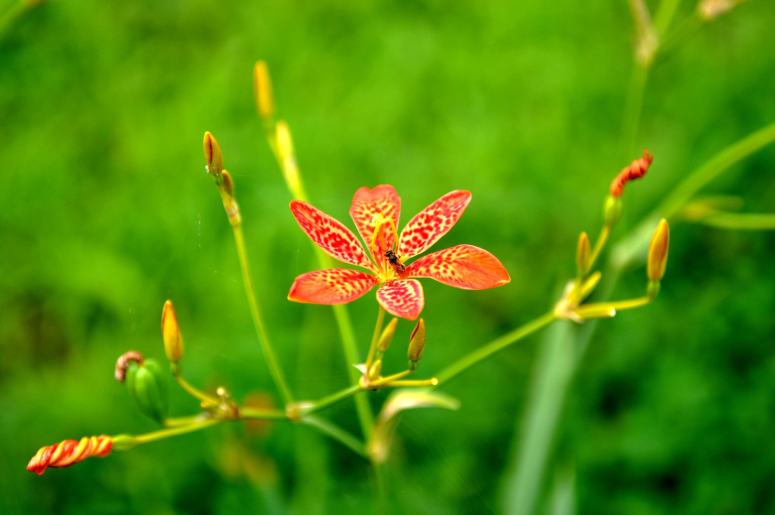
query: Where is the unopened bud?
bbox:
[115,350,144,382]
[276,121,294,163]
[609,149,653,197]
[603,195,623,226]
[253,60,275,122]
[377,318,399,354]
[647,218,669,282]
[203,131,224,177]
[576,231,591,276]
[161,300,184,364]
[126,359,168,424]
[407,318,426,370]
[27,435,113,475]
[368,359,383,381]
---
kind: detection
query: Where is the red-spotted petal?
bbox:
[397,190,472,259]
[376,279,424,320]
[350,185,401,264]
[290,200,374,269]
[405,244,511,290]
[288,269,378,305]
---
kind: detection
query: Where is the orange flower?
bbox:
[27,435,113,475]
[288,185,510,319]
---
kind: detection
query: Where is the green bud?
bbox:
[603,195,622,227]
[407,318,426,371]
[126,358,168,424]
[377,318,399,354]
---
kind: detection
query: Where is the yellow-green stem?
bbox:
[238,406,288,420]
[174,373,218,405]
[301,415,368,457]
[304,384,362,415]
[588,225,610,271]
[231,224,293,404]
[131,417,221,446]
[696,212,775,231]
[436,312,557,384]
[365,306,386,369]
[368,370,411,388]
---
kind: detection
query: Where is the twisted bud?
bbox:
[27,435,113,475]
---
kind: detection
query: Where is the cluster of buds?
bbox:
[555,150,669,322]
[203,132,241,227]
[358,317,432,390]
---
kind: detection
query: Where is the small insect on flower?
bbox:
[384,250,406,274]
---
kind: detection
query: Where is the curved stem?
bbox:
[174,373,218,405]
[304,383,362,415]
[365,306,386,369]
[436,312,557,385]
[231,225,294,405]
[301,416,368,458]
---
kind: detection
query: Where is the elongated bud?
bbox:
[609,149,653,197]
[576,232,591,276]
[253,60,275,122]
[276,121,294,163]
[203,131,224,177]
[603,195,623,226]
[573,303,617,320]
[27,435,113,475]
[377,318,399,354]
[126,358,168,424]
[161,300,184,364]
[368,359,383,381]
[647,218,670,282]
[407,318,426,371]
[276,121,303,198]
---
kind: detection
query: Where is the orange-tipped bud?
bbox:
[647,218,670,282]
[161,300,184,364]
[220,170,236,198]
[253,60,275,122]
[27,435,113,475]
[576,231,591,276]
[609,149,653,197]
[203,131,224,177]
[407,318,426,370]
[377,318,399,354]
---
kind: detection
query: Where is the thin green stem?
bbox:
[301,415,368,458]
[436,312,557,384]
[694,212,775,230]
[174,373,218,405]
[131,417,221,446]
[587,226,610,271]
[237,406,288,419]
[365,306,386,369]
[231,224,293,405]
[304,383,362,414]
[164,415,208,427]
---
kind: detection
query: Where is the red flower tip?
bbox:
[609,149,653,197]
[27,435,113,476]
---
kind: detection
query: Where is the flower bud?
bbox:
[368,359,383,382]
[407,318,426,370]
[647,218,669,282]
[603,195,622,227]
[377,318,399,354]
[253,60,275,122]
[126,358,168,424]
[576,231,591,276]
[27,435,113,475]
[203,131,223,177]
[161,300,184,364]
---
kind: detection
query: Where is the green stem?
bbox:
[174,373,218,405]
[436,312,557,384]
[231,224,294,405]
[304,383,362,414]
[238,406,288,420]
[365,306,386,369]
[587,225,610,271]
[130,417,221,446]
[695,212,775,230]
[301,415,368,458]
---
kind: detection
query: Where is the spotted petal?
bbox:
[397,190,472,259]
[350,185,401,264]
[290,200,374,269]
[376,279,424,320]
[405,244,511,290]
[288,269,378,305]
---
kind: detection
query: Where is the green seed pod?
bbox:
[126,358,168,424]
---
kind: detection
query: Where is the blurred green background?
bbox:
[1,0,773,513]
